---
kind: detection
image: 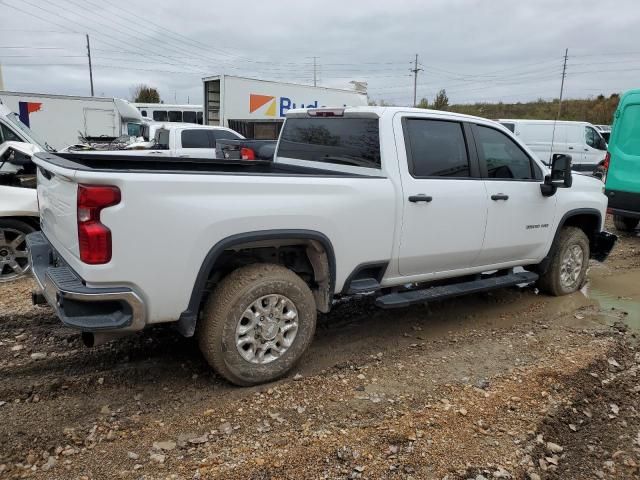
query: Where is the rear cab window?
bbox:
[277,117,381,172]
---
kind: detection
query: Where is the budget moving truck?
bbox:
[202,75,368,139]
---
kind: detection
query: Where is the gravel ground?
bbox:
[0,218,639,479]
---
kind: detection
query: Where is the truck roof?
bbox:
[498,119,595,127]
[201,74,367,96]
[285,106,505,125]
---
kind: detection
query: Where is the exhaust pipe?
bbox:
[82,331,131,348]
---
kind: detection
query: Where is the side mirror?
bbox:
[541,153,572,196]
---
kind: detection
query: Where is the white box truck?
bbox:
[0,91,145,150]
[202,75,368,139]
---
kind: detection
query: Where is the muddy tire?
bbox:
[0,219,35,283]
[197,263,317,386]
[537,227,590,296]
[613,215,639,232]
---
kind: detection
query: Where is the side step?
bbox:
[347,277,381,294]
[375,271,539,309]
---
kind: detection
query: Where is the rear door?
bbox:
[471,123,557,266]
[396,115,488,276]
[83,108,116,138]
[174,128,215,158]
[606,93,640,202]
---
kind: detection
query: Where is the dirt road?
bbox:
[1,221,639,479]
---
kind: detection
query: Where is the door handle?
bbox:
[568,146,574,150]
[584,148,589,151]
[491,194,509,201]
[408,194,433,203]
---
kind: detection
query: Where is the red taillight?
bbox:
[77,185,121,264]
[603,151,610,172]
[240,147,256,160]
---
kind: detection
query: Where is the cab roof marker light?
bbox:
[307,108,345,117]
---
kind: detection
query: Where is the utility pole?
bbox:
[313,56,318,87]
[86,34,94,96]
[556,48,568,120]
[410,54,423,107]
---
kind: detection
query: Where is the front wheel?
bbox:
[0,219,35,283]
[613,215,639,232]
[537,227,590,296]
[197,263,317,386]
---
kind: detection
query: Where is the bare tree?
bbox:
[130,84,161,103]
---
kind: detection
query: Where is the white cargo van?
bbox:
[498,119,607,172]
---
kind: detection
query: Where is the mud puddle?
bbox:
[583,269,640,330]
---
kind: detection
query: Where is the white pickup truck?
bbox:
[128,124,244,158]
[28,106,616,386]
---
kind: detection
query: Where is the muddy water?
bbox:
[584,269,640,330]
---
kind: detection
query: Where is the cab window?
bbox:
[475,125,540,180]
[585,126,605,150]
[1,123,22,143]
[181,129,210,148]
[404,118,471,177]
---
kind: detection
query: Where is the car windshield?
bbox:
[5,112,55,152]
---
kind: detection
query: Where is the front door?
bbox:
[471,124,557,266]
[396,115,488,276]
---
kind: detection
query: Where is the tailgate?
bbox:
[36,161,80,259]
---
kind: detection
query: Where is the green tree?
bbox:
[432,89,449,110]
[131,84,161,103]
[417,97,429,109]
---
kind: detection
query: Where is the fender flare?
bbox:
[536,208,602,274]
[176,229,336,337]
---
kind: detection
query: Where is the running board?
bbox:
[347,278,381,294]
[375,271,539,309]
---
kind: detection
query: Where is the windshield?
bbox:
[5,112,55,152]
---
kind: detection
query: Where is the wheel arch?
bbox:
[535,208,602,274]
[177,229,336,337]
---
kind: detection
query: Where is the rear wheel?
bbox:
[613,215,639,232]
[0,219,35,282]
[537,227,590,296]
[197,263,317,386]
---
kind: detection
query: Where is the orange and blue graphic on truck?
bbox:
[18,101,42,127]
[249,93,321,118]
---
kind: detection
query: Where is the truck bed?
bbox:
[35,152,379,177]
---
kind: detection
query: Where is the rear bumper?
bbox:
[27,232,146,332]
[591,230,618,262]
[605,189,640,217]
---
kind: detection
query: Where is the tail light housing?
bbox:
[602,151,610,172]
[240,147,256,160]
[77,185,121,264]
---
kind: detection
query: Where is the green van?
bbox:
[605,89,640,231]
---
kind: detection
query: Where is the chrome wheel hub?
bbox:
[0,228,30,282]
[560,244,584,289]
[235,294,299,364]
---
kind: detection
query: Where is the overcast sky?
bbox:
[1,0,638,106]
